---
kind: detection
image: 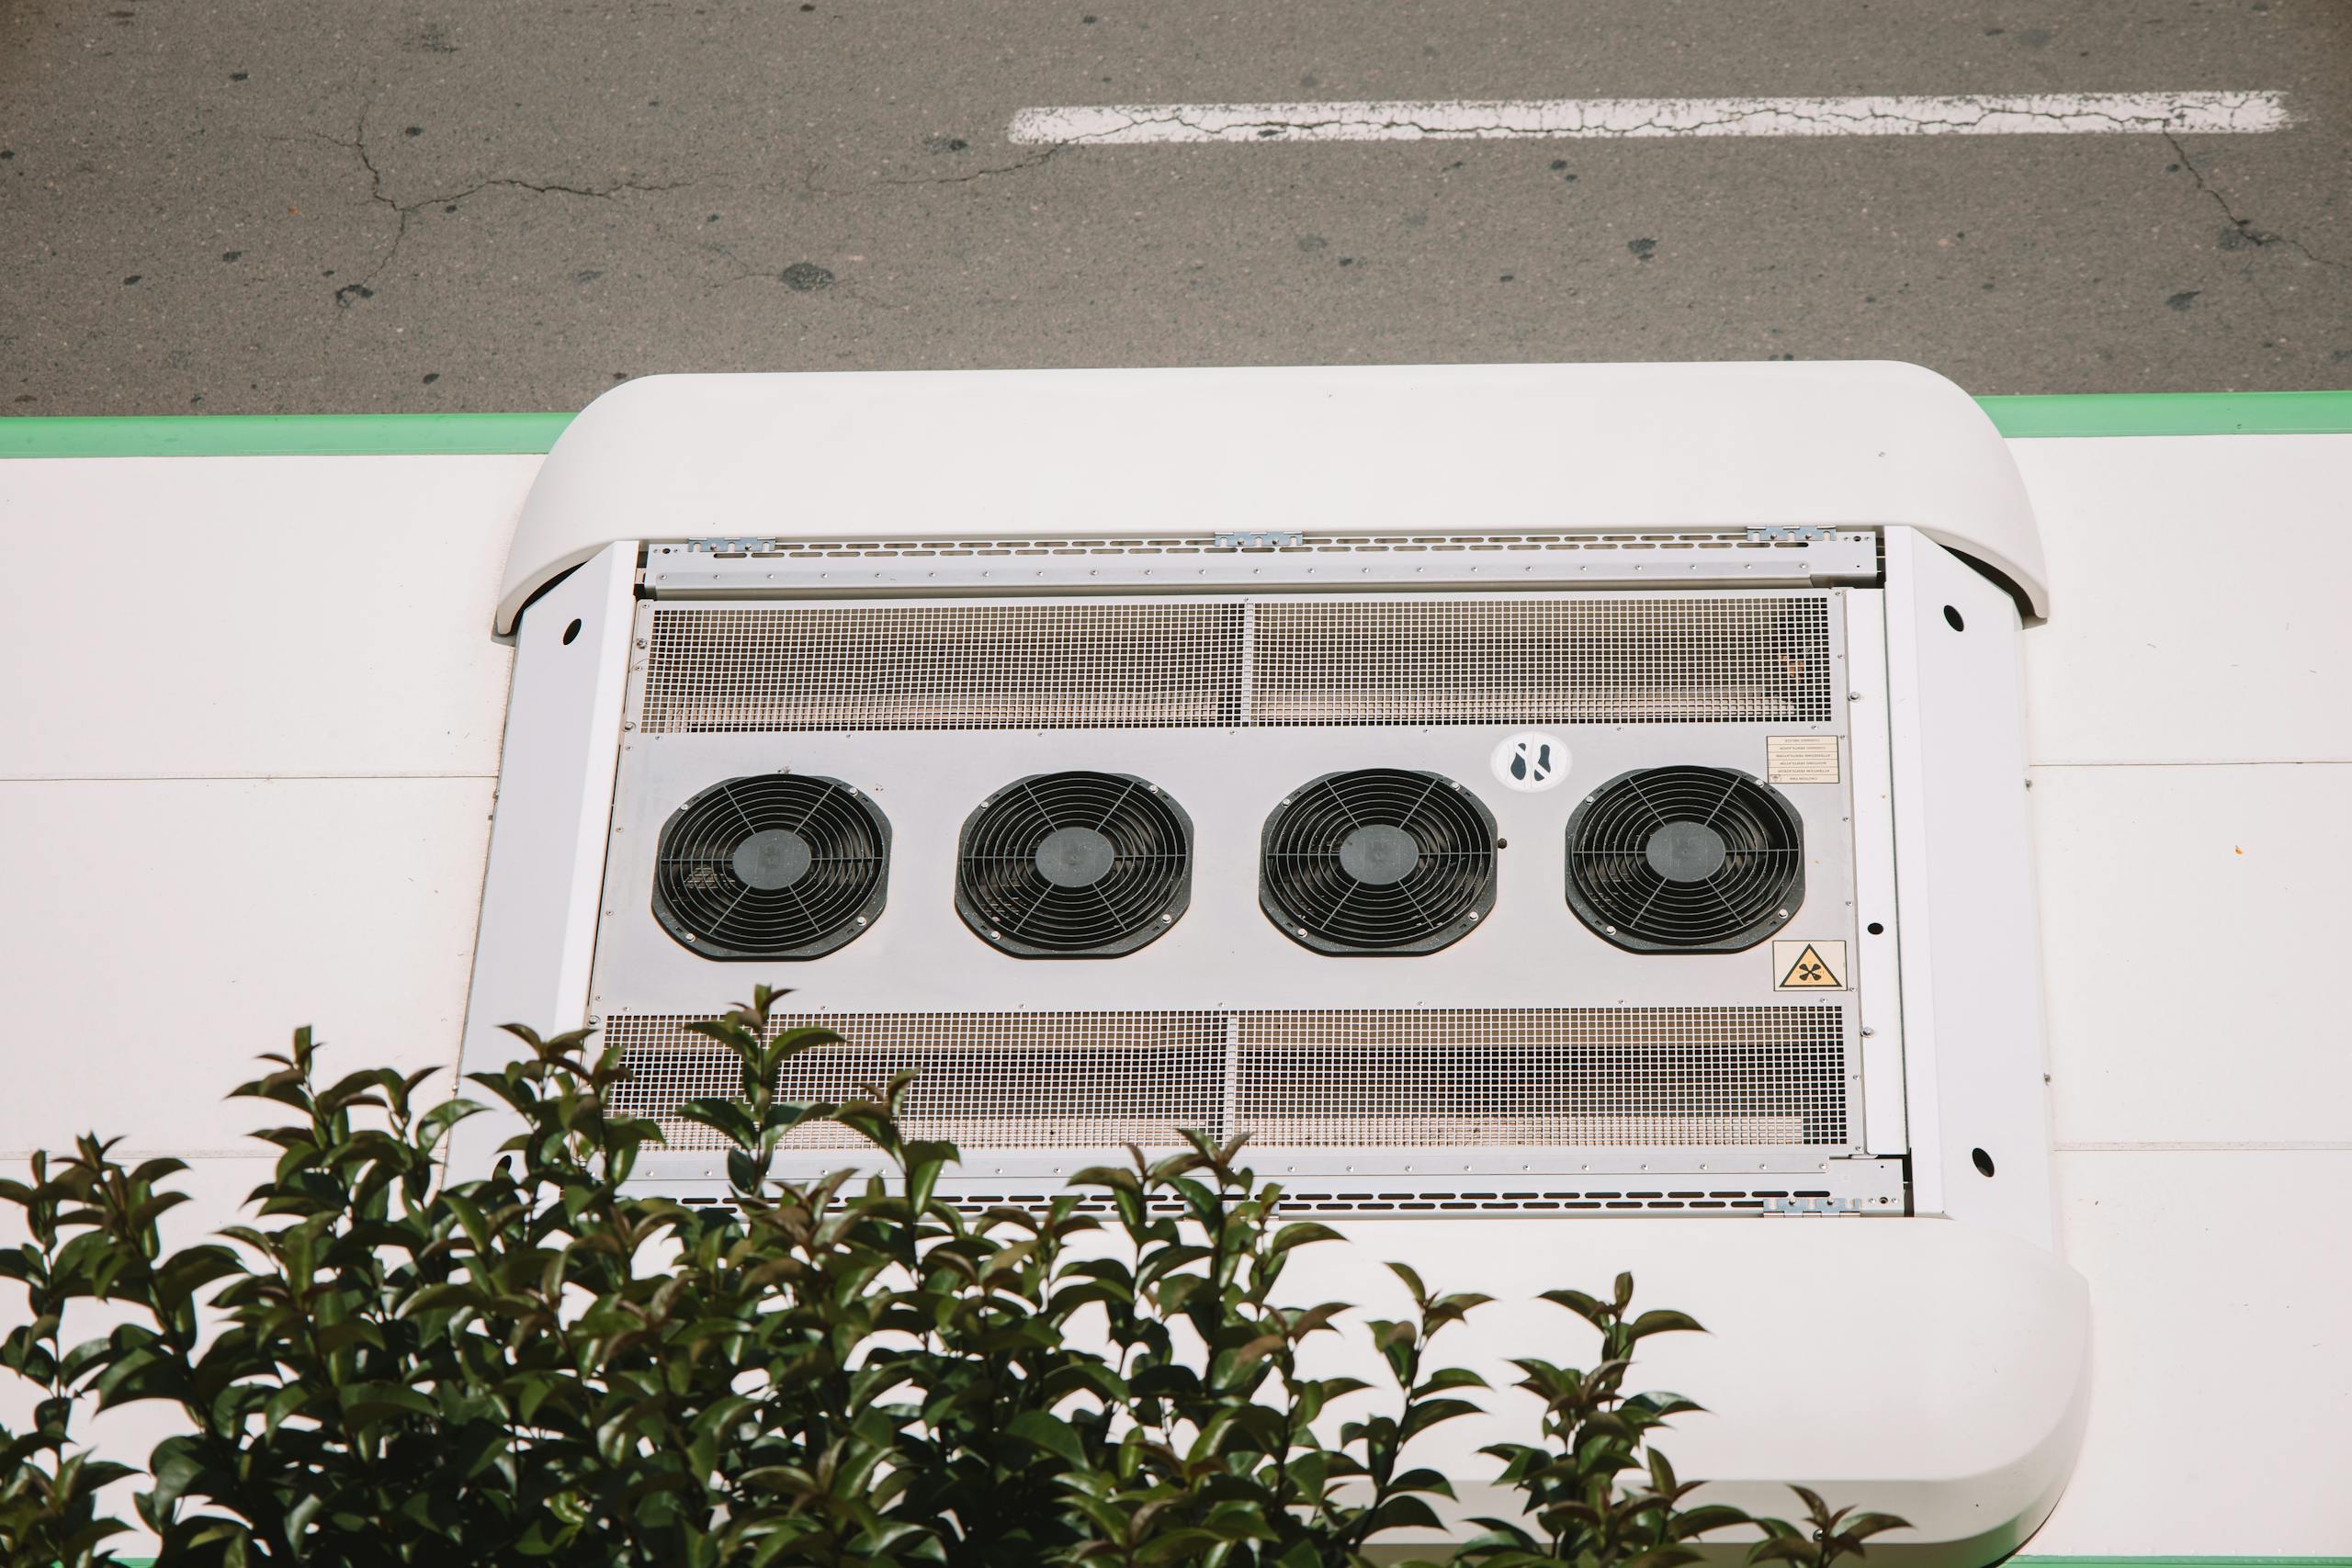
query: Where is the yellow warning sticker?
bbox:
[1772,940,1848,990]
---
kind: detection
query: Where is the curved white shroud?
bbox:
[494,361,2048,635]
[470,363,2083,1563]
[1295,1216,2091,1564]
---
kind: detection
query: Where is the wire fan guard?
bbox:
[956,771,1193,958]
[1566,766,1804,953]
[1261,768,1498,955]
[651,774,889,960]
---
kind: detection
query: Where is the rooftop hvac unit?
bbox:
[453,363,2086,1566]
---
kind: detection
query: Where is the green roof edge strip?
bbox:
[2,390,2349,458]
[1977,389,2352,437]
[0,411,574,458]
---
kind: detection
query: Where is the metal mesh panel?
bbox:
[604,1012,1227,1150]
[641,603,1246,732]
[639,594,1833,733]
[605,1006,1846,1154]
[1232,1008,1845,1146]
[1251,596,1834,724]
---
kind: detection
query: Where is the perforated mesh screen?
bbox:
[1232,1008,1845,1146]
[1250,597,1834,725]
[605,1012,1227,1149]
[640,604,1246,732]
[604,1007,1849,1154]
[638,594,1835,732]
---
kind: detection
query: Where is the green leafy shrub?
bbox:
[2,988,1903,1567]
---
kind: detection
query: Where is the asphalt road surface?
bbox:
[4,0,2346,414]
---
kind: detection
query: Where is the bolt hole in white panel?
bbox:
[1882,529,2057,1252]
[445,545,639,1177]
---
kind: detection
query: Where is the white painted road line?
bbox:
[1008,92,2290,145]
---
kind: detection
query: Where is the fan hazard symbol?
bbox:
[1772,940,1847,990]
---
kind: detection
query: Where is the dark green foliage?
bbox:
[0,988,1904,1566]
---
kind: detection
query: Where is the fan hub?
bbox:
[731,828,815,891]
[1644,820,1728,883]
[1035,825,1117,888]
[1338,823,1421,886]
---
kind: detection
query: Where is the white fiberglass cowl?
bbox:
[464,361,2081,1565]
[495,360,2047,636]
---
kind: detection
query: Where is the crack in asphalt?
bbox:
[879,144,1064,186]
[2163,131,2346,272]
[314,106,702,306]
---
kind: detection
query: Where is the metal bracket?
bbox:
[685,536,773,555]
[1745,525,1838,545]
[1765,1195,1866,1216]
[1214,530,1305,550]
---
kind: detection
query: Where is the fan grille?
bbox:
[1262,768,1498,954]
[1566,766,1803,953]
[956,771,1193,957]
[651,774,888,959]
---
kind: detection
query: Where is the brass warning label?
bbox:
[1767,735,1840,784]
[1773,940,1848,990]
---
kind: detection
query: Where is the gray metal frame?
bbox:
[586,587,1885,1206]
[640,530,1880,599]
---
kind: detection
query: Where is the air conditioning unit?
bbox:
[455,362,2087,1566]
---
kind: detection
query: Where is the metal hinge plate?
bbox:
[1764,1195,1867,1216]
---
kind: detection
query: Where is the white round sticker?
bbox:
[1490,731,1570,792]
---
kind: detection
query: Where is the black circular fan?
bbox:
[651,773,889,960]
[1261,768,1498,955]
[956,771,1193,958]
[1565,765,1804,953]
